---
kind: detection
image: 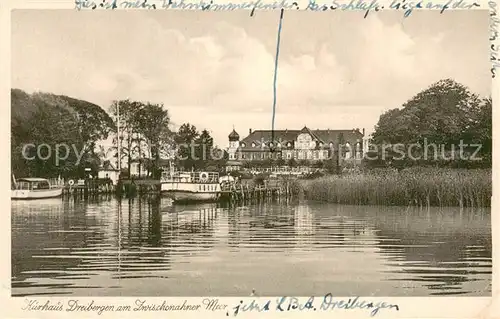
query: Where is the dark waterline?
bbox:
[11,196,492,296]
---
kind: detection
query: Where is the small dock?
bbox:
[219,180,294,203]
[62,180,115,197]
[62,179,160,198]
[60,178,295,203]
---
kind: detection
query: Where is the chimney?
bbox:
[362,128,365,136]
[249,128,252,134]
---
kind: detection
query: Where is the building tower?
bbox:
[228,127,240,160]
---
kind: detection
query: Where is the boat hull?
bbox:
[161,182,221,203]
[11,188,63,200]
[164,190,219,203]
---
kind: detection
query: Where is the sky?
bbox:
[11,9,491,147]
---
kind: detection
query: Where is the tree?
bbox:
[208,148,228,172]
[175,123,199,170]
[135,102,171,178]
[463,97,492,165]
[11,89,114,178]
[61,94,114,156]
[109,99,142,176]
[194,129,214,168]
[370,79,490,168]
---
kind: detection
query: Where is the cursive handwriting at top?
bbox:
[490,1,500,78]
[75,0,158,10]
[75,0,481,18]
[227,294,399,317]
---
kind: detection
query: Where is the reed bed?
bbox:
[298,168,491,207]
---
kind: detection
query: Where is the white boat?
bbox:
[11,177,63,200]
[161,167,221,203]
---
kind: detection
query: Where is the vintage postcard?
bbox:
[1,0,498,318]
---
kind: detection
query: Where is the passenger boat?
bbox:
[11,177,63,200]
[160,166,221,203]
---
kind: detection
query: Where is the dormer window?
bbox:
[329,142,334,147]
[241,142,246,147]
[277,142,281,147]
[287,142,291,147]
[252,142,256,147]
[269,142,274,148]
[319,142,323,147]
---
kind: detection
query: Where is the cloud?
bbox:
[11,11,491,146]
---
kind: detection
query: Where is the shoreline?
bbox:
[294,168,492,208]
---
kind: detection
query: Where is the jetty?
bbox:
[59,176,295,203]
[219,179,293,204]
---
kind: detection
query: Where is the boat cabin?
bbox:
[14,178,51,190]
[161,171,219,183]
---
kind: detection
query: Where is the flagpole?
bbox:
[271,9,284,145]
[116,101,122,280]
[117,101,121,172]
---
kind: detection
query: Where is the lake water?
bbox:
[12,197,492,297]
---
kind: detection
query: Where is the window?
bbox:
[17,181,30,190]
[242,154,246,159]
[287,153,292,159]
[345,142,351,159]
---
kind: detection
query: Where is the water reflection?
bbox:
[12,198,491,296]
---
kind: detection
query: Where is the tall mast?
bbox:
[117,101,121,172]
[271,9,284,145]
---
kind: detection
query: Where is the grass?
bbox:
[297,168,492,207]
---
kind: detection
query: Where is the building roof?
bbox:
[228,129,240,141]
[100,161,119,171]
[238,127,363,151]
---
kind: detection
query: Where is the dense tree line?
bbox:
[11,92,228,179]
[174,123,228,171]
[108,99,172,179]
[366,79,492,169]
[11,89,114,178]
